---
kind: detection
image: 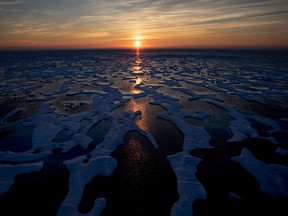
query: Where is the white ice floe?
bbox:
[275,147,288,156]
[234,148,288,197]
[0,162,43,195]
[166,115,209,216]
[206,99,280,143]
[168,153,206,216]
[249,115,287,133]
[57,156,116,216]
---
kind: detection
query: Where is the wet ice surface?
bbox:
[0,49,288,215]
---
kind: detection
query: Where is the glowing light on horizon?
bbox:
[135,41,141,47]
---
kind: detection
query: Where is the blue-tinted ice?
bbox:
[0,49,287,215]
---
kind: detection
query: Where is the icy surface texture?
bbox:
[0,49,287,215]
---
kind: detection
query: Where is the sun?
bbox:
[135,40,141,47]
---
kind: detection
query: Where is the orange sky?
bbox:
[0,0,288,50]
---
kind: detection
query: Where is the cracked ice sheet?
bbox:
[1,49,287,216]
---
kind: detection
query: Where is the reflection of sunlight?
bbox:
[127,76,141,94]
[136,115,150,135]
[129,86,143,94]
[135,58,141,65]
[126,137,148,164]
[133,65,142,72]
[135,50,141,64]
[124,133,151,178]
[129,51,144,94]
[130,76,143,94]
[133,52,142,74]
[125,98,150,134]
[135,77,143,85]
[126,98,143,113]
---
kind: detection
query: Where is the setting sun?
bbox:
[135,41,141,47]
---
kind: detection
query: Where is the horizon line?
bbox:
[1,46,288,52]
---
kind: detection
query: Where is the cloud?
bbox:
[0,0,287,48]
[0,1,22,6]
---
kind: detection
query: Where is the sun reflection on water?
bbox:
[129,50,144,94]
[125,136,150,166]
[124,98,156,136]
[135,77,143,85]
[125,98,145,113]
[132,49,143,74]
